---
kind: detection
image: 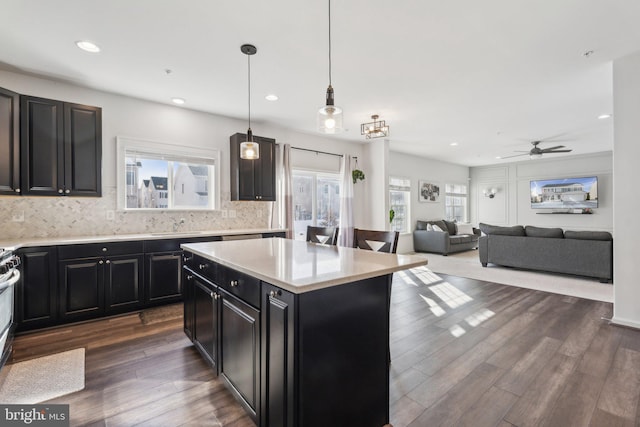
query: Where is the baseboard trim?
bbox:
[610,316,640,330]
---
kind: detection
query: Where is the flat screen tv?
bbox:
[530,176,598,209]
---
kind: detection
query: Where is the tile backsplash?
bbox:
[0,187,272,239]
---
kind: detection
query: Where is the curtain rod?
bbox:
[290,146,357,160]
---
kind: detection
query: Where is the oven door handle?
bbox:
[0,269,20,291]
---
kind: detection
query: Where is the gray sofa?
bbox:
[478,223,613,282]
[413,220,480,255]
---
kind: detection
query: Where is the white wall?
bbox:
[612,51,640,328]
[470,152,613,232]
[362,139,390,231]
[388,151,469,253]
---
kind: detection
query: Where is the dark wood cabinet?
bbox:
[20,95,101,197]
[0,86,20,195]
[261,283,296,427]
[58,242,144,322]
[190,272,219,371]
[145,252,183,305]
[220,288,260,421]
[16,247,58,331]
[230,133,276,201]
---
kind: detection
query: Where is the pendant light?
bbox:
[317,0,343,134]
[240,44,259,160]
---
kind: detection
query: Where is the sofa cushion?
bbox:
[525,226,564,238]
[564,230,613,241]
[443,220,458,235]
[479,223,525,236]
[416,220,428,230]
[432,224,444,232]
[450,235,473,245]
[428,220,448,233]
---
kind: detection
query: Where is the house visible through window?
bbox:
[389,176,411,233]
[292,170,341,240]
[118,137,218,210]
[445,183,468,222]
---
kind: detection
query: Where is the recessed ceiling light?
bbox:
[75,40,100,53]
[171,98,185,105]
[495,156,502,159]
[598,114,611,119]
[450,142,459,146]
[265,94,279,101]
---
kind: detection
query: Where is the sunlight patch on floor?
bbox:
[449,324,466,337]
[428,282,473,308]
[397,270,417,286]
[419,294,447,317]
[411,266,443,285]
[465,308,495,327]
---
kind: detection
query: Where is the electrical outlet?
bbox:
[228,210,237,218]
[106,210,115,221]
[221,210,228,218]
[11,211,24,222]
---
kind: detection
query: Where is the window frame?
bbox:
[116,136,220,211]
[444,182,469,223]
[291,169,341,240]
[389,176,411,234]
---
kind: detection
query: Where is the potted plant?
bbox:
[352,169,365,184]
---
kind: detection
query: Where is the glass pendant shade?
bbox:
[317,85,343,133]
[240,129,259,160]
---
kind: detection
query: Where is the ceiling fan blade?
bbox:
[499,153,529,159]
[540,145,565,152]
[545,149,572,153]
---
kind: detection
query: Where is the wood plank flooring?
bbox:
[8,269,638,427]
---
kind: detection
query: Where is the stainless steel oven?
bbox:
[0,248,20,370]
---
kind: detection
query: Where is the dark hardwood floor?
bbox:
[9,269,638,426]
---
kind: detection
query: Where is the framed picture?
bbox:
[419,181,441,203]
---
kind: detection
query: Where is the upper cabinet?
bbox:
[20,95,102,197]
[0,87,20,195]
[230,133,276,201]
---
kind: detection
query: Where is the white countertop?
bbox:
[182,238,428,294]
[0,228,286,251]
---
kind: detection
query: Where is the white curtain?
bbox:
[338,154,354,247]
[282,144,293,239]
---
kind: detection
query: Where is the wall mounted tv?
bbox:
[530,176,598,209]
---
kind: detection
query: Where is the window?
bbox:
[445,183,468,222]
[117,137,220,210]
[292,170,341,240]
[389,176,411,233]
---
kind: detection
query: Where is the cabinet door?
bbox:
[20,96,65,196]
[64,103,102,196]
[220,289,260,420]
[183,267,195,341]
[0,87,20,195]
[146,252,183,304]
[230,133,276,201]
[59,257,104,321]
[261,283,296,427]
[193,274,219,371]
[104,254,144,314]
[16,247,58,331]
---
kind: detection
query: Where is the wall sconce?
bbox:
[483,188,498,198]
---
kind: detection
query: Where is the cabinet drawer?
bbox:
[144,239,182,253]
[187,254,217,282]
[218,264,260,309]
[58,241,144,259]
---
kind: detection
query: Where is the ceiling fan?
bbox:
[501,141,573,159]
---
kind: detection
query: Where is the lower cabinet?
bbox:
[59,253,144,321]
[145,252,183,305]
[189,271,219,370]
[16,246,58,330]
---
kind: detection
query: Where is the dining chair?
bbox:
[353,229,399,254]
[306,226,339,246]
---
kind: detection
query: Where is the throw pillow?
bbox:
[416,220,428,230]
[525,225,564,238]
[427,223,433,231]
[456,223,474,235]
[428,220,448,233]
[479,223,526,236]
[432,224,443,232]
[442,219,458,235]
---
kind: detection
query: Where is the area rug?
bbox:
[0,348,85,404]
[413,250,613,302]
[139,303,183,325]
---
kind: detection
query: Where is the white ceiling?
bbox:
[2,0,640,166]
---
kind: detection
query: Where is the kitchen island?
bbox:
[181,238,427,427]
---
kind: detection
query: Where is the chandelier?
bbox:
[360,115,389,139]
